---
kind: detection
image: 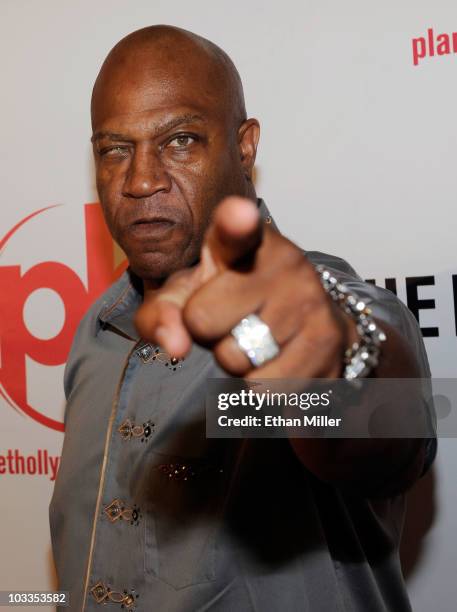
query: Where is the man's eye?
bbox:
[168,135,196,148]
[100,146,129,157]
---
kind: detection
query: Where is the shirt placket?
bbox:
[83,341,148,611]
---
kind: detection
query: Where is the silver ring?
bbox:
[231,314,280,367]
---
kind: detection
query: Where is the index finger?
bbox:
[204,196,263,270]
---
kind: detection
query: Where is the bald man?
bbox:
[50,26,435,611]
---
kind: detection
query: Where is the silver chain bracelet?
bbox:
[315,265,386,380]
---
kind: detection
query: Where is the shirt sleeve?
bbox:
[305,250,437,476]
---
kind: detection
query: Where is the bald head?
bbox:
[91,25,247,131]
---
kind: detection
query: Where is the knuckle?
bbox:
[155,299,175,326]
[214,340,248,376]
[278,242,305,269]
[307,308,344,354]
[134,300,157,333]
[299,277,328,311]
[320,321,344,355]
[183,299,211,338]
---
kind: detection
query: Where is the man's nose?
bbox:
[122,148,171,198]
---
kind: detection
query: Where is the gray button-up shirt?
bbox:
[50,202,435,611]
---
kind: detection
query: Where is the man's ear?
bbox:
[238,118,260,180]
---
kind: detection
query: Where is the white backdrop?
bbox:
[1,1,456,610]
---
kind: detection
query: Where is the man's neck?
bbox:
[143,277,165,300]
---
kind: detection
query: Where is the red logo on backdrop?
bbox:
[412,27,457,66]
[0,204,127,432]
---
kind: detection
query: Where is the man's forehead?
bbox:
[92,64,223,130]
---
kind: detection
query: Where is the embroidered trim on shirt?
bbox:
[118,419,154,442]
[154,462,224,482]
[103,499,142,525]
[90,582,138,609]
[136,344,183,371]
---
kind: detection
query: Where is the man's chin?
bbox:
[127,251,192,283]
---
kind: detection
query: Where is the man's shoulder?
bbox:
[305,250,397,314]
[305,250,361,279]
[306,250,410,326]
[63,271,134,401]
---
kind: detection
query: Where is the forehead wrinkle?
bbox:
[91,113,207,142]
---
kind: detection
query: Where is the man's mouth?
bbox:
[132,215,175,225]
[128,217,176,239]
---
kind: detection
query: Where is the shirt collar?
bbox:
[97,268,143,340]
[96,198,274,339]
